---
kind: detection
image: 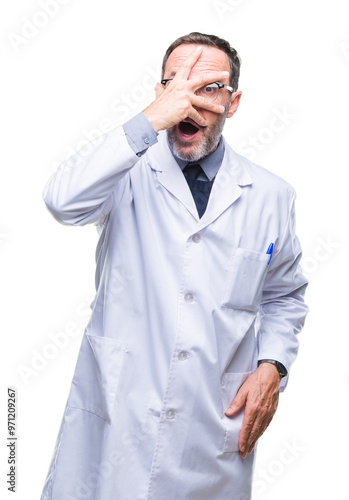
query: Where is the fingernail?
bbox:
[241,446,245,453]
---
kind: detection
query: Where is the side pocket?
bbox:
[221,371,252,453]
[67,333,127,424]
[221,247,269,312]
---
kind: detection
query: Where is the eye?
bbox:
[195,83,220,101]
[204,85,215,93]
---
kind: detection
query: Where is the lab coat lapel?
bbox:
[146,131,198,219]
[146,132,253,224]
[197,139,253,228]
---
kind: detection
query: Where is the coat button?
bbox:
[166,409,176,419]
[144,136,150,144]
[184,292,195,303]
[192,233,201,243]
[178,350,189,361]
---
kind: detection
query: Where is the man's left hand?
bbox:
[225,363,281,458]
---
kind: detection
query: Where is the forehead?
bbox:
[164,43,230,77]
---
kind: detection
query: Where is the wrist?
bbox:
[257,359,288,379]
[142,107,164,133]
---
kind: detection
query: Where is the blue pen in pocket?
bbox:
[266,243,274,265]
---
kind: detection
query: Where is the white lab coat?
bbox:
[40,126,308,500]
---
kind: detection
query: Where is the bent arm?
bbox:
[226,190,308,456]
[43,124,145,226]
[257,189,309,391]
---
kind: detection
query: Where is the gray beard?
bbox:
[167,105,229,162]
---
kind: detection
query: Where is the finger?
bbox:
[225,390,247,417]
[242,405,276,456]
[191,95,226,115]
[248,411,276,453]
[174,45,204,80]
[155,82,164,100]
[238,407,257,456]
[188,70,230,90]
[244,415,271,455]
[187,108,208,127]
[244,419,266,455]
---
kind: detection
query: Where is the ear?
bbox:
[226,90,242,118]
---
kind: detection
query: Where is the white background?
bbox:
[1,0,348,498]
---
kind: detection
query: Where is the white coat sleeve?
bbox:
[257,189,309,391]
[43,126,139,226]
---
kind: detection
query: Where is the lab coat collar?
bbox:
[173,137,225,182]
[146,130,253,226]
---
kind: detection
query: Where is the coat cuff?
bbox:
[123,113,158,157]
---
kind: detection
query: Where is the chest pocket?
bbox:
[221,247,270,313]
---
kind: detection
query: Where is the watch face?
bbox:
[277,362,287,377]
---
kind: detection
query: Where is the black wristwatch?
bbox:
[258,359,288,378]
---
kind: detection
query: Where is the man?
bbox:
[40,32,308,500]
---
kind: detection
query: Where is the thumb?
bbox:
[225,390,246,417]
[155,82,164,99]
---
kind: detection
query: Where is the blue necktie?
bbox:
[183,163,214,218]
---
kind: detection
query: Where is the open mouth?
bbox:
[177,119,200,141]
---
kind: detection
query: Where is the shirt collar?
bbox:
[171,137,225,181]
